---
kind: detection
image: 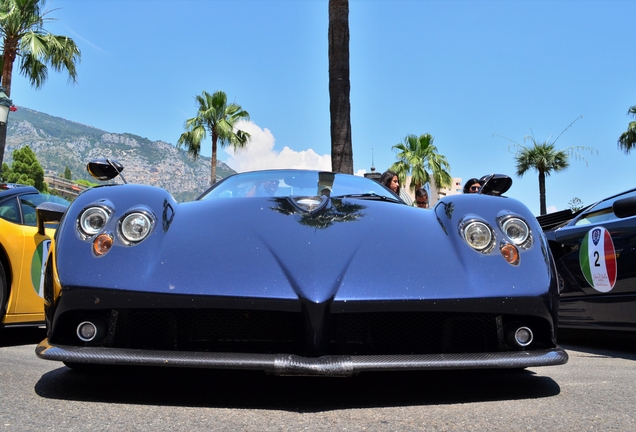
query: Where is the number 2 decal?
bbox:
[579,227,617,292]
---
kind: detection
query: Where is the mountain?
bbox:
[4,107,237,202]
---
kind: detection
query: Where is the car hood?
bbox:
[55,190,555,304]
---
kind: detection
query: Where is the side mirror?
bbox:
[87,158,127,183]
[613,196,636,219]
[36,202,67,235]
[479,174,512,196]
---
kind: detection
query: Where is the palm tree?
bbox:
[389,133,452,202]
[0,0,81,169]
[514,142,570,215]
[328,0,353,174]
[501,117,595,215]
[178,90,251,185]
[618,105,636,154]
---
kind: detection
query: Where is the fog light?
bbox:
[505,323,533,348]
[515,327,533,346]
[77,321,98,342]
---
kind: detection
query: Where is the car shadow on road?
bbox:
[559,329,636,361]
[34,365,561,412]
[0,327,46,347]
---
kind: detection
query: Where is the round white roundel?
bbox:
[579,226,617,293]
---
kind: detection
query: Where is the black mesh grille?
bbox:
[100,309,502,355]
[112,309,303,353]
[331,312,500,354]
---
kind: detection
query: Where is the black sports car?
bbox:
[35,160,567,376]
[540,188,636,332]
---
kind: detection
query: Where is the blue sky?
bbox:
[10,0,636,215]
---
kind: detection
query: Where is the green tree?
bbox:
[76,178,97,188]
[498,117,595,215]
[0,0,81,169]
[328,0,353,174]
[177,90,250,185]
[568,197,584,212]
[389,133,452,201]
[618,105,636,154]
[4,145,47,191]
[62,165,71,180]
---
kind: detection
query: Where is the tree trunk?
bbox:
[210,134,218,185]
[429,172,439,207]
[0,40,17,170]
[538,170,547,215]
[1,38,17,97]
[328,0,353,174]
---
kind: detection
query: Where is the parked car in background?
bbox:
[540,188,636,331]
[0,184,69,328]
[36,160,567,375]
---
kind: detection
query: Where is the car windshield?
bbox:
[20,193,70,226]
[574,189,636,226]
[198,170,401,202]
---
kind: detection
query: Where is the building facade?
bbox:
[44,175,88,200]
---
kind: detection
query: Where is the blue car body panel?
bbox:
[37,170,567,375]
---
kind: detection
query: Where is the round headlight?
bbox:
[463,221,493,251]
[502,217,529,245]
[79,207,110,236]
[120,212,153,243]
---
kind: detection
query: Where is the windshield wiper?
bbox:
[335,193,404,203]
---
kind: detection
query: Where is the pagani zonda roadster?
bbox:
[36,160,567,376]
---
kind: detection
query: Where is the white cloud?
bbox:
[546,205,558,214]
[355,169,367,177]
[223,121,331,172]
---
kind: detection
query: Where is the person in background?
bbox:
[463,178,482,194]
[380,170,400,195]
[247,179,279,197]
[380,170,413,205]
[414,188,429,208]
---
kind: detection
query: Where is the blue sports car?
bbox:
[36,160,567,375]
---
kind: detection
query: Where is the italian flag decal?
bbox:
[31,239,51,298]
[579,227,617,293]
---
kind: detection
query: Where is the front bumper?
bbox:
[36,340,568,376]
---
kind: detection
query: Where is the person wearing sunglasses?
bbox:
[247,178,280,197]
[463,178,482,194]
[414,188,429,208]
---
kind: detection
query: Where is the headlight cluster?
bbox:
[120,212,153,243]
[463,221,494,251]
[499,216,532,248]
[77,204,156,256]
[459,214,532,265]
[79,206,112,237]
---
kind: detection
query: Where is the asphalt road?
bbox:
[1,327,635,431]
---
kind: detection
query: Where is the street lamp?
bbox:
[0,86,12,125]
[0,86,13,176]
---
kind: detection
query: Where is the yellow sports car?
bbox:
[0,183,69,328]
